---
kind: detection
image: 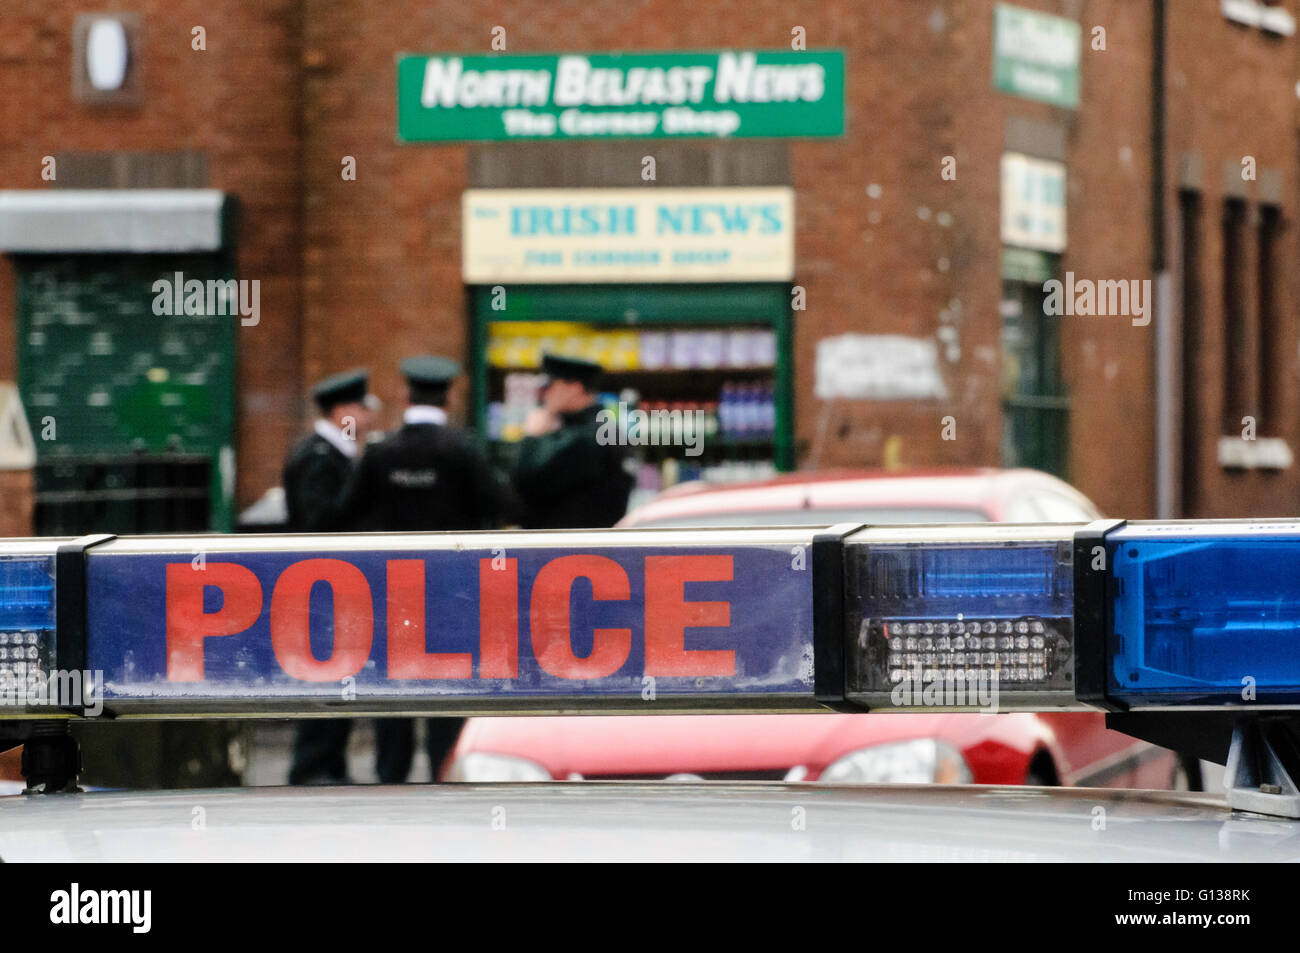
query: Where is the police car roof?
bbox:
[0,784,1291,862]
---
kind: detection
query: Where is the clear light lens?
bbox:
[821,739,971,784]
[445,752,554,782]
[844,527,1078,708]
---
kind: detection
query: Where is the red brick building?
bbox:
[0,0,1296,534]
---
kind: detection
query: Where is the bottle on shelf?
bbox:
[698,331,724,369]
[717,383,734,440]
[724,330,752,368]
[640,332,668,370]
[736,383,755,439]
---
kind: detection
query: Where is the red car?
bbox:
[617,466,1103,527]
[446,469,1193,789]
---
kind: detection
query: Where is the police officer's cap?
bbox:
[312,367,368,410]
[400,355,461,386]
[540,353,602,388]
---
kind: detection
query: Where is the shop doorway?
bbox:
[471,283,794,513]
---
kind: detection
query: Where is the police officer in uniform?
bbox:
[337,355,507,782]
[284,367,371,785]
[513,353,633,529]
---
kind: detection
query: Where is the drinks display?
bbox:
[485,320,782,495]
[487,323,775,372]
[716,382,775,441]
[488,382,775,446]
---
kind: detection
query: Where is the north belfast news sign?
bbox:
[397,50,845,142]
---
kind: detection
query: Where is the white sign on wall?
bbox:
[462,187,794,283]
[1218,436,1293,470]
[814,334,948,401]
[1001,152,1066,253]
[0,383,36,469]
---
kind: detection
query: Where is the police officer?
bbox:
[284,367,371,785]
[337,355,507,782]
[513,353,633,529]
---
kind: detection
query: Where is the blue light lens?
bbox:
[0,556,56,693]
[862,544,1073,613]
[1110,526,1300,705]
[0,557,54,632]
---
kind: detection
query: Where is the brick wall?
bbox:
[294,0,1177,517]
[1,0,1298,521]
[0,0,304,510]
[1166,1,1299,517]
[0,470,33,537]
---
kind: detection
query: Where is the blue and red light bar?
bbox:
[0,519,1297,718]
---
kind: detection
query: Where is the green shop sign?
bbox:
[397,50,845,142]
[993,4,1080,108]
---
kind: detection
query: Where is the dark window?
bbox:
[1179,189,1202,514]
[1222,198,1249,432]
[1257,204,1282,429]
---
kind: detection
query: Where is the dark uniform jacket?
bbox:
[338,421,507,532]
[282,431,353,532]
[513,403,633,529]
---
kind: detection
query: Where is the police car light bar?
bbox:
[0,520,1298,720]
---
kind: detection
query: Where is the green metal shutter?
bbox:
[16,253,237,532]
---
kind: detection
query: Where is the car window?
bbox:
[632,506,990,527]
[1004,496,1042,522]
[1032,492,1100,522]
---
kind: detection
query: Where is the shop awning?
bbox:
[0,189,230,253]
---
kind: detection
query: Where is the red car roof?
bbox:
[618,467,1098,526]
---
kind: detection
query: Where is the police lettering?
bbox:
[164,553,734,682]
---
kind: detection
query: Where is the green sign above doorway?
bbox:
[397,50,845,142]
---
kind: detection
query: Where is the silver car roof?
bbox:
[0,783,1296,862]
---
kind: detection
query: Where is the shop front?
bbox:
[464,188,796,507]
[398,49,844,502]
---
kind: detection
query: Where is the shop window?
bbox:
[471,284,793,513]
